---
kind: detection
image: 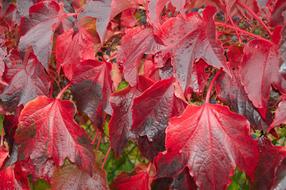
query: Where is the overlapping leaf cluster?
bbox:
[0,0,286,189]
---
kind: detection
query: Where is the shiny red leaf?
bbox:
[113,170,151,190]
[18,1,64,69]
[15,96,94,174]
[155,103,258,190]
[55,25,98,80]
[240,39,280,109]
[117,27,160,86]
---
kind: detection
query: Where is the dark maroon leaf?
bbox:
[132,78,175,141]
[108,87,138,156]
[109,76,155,156]
[170,168,197,190]
[251,137,286,190]
[137,133,165,160]
[71,60,112,128]
[151,177,173,190]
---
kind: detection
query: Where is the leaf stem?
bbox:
[205,69,222,103]
[96,132,102,152]
[92,128,98,145]
[23,47,32,65]
[215,22,274,44]
[102,146,111,169]
[147,162,152,174]
[56,82,72,99]
[228,16,242,43]
[237,0,272,35]
[0,127,4,147]
[66,13,78,17]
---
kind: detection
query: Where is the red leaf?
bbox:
[109,76,155,156]
[51,164,109,190]
[132,78,175,141]
[117,27,160,86]
[121,9,137,28]
[0,164,29,190]
[71,60,112,127]
[22,158,56,182]
[156,7,230,91]
[0,146,8,168]
[16,0,36,17]
[189,59,210,95]
[240,40,280,109]
[155,103,258,190]
[79,0,139,43]
[113,170,151,190]
[15,96,94,174]
[0,47,6,84]
[171,168,197,190]
[0,53,51,112]
[108,87,138,155]
[269,0,286,26]
[147,0,186,28]
[219,0,259,18]
[138,134,165,160]
[216,71,270,130]
[18,1,64,69]
[270,99,286,129]
[216,47,270,130]
[55,25,98,80]
[251,138,286,190]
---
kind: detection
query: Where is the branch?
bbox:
[237,0,272,35]
[215,22,274,44]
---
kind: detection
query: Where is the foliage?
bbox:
[0,0,286,189]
